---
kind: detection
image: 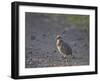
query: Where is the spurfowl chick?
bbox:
[56,35,72,58]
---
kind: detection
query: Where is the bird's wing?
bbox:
[61,41,72,55]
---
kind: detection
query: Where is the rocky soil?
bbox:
[25,12,89,68]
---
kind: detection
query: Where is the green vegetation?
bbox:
[67,15,89,31]
[32,13,89,31]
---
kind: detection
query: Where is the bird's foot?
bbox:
[62,55,67,59]
[61,55,66,60]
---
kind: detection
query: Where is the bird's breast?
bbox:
[57,45,62,54]
[56,39,61,46]
[56,40,62,53]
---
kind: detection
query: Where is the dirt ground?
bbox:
[25,12,89,68]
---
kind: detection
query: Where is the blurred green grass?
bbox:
[43,14,89,31]
[67,15,89,31]
[29,13,89,31]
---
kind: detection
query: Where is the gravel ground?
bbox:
[25,12,89,68]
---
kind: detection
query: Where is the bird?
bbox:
[56,35,73,59]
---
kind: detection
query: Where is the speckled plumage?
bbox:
[56,35,72,57]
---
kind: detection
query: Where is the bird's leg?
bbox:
[66,55,73,66]
[63,54,67,58]
[61,54,67,59]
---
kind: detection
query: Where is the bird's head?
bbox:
[56,35,62,40]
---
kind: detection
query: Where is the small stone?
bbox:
[46,52,49,54]
[29,61,32,65]
[42,34,46,37]
[28,51,32,54]
[54,50,57,53]
[31,35,36,40]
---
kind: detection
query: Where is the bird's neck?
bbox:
[56,39,63,46]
